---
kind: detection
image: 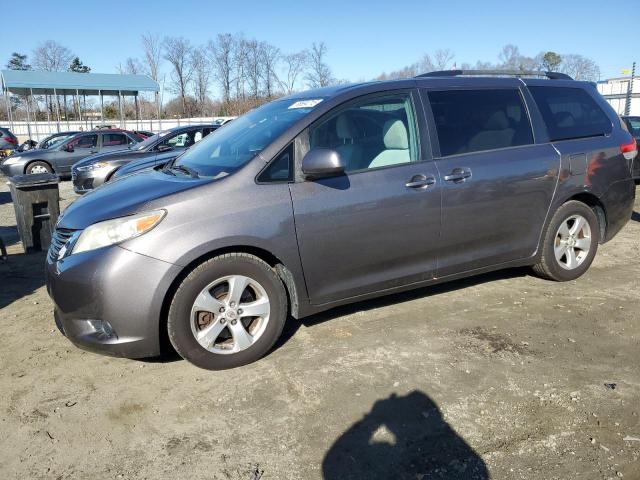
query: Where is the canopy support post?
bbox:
[134,93,140,130]
[30,88,39,141]
[99,90,104,126]
[25,92,33,139]
[75,89,82,127]
[53,88,61,133]
[4,87,12,132]
[118,90,124,129]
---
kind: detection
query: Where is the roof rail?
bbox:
[417,70,573,80]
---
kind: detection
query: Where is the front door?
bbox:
[289,91,442,305]
[57,133,99,174]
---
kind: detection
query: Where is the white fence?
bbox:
[2,117,235,142]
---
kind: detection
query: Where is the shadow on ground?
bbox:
[276,267,528,349]
[0,191,12,206]
[0,250,47,309]
[322,390,489,479]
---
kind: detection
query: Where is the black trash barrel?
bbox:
[8,173,60,252]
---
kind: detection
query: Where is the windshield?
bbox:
[133,130,172,151]
[43,134,73,149]
[174,98,321,177]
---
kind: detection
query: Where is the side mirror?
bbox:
[156,144,173,152]
[302,148,345,179]
[64,144,74,152]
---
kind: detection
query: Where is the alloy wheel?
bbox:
[554,214,592,270]
[190,275,270,354]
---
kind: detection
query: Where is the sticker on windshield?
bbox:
[288,99,323,109]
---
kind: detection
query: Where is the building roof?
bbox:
[0,70,159,96]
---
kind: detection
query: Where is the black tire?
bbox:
[167,253,288,370]
[532,200,599,281]
[25,161,53,174]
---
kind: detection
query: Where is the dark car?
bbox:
[37,131,80,150]
[72,125,218,193]
[0,129,142,177]
[621,116,640,182]
[46,71,636,370]
[0,127,18,151]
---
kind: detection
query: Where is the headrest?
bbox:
[336,115,354,140]
[383,119,408,149]
[554,111,575,128]
[485,111,509,130]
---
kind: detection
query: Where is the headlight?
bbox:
[76,161,110,172]
[72,210,166,255]
[3,156,21,165]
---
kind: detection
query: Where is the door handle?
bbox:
[405,174,436,189]
[444,168,472,182]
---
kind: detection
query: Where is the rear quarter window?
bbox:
[528,86,612,142]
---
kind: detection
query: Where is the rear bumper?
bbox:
[72,168,113,193]
[601,178,636,242]
[46,245,181,358]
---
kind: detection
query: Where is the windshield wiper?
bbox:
[169,164,199,178]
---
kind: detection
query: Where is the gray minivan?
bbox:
[46,71,636,370]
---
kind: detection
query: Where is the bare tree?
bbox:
[141,33,163,82]
[418,54,435,74]
[498,44,521,69]
[209,33,236,104]
[191,46,211,115]
[280,51,307,93]
[305,42,333,88]
[560,54,600,81]
[245,39,262,99]
[434,49,454,70]
[163,36,194,116]
[32,40,74,71]
[260,42,281,97]
[117,57,143,75]
[233,36,249,100]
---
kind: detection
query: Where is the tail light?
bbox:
[4,136,17,144]
[620,138,637,161]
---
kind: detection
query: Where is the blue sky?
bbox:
[1,0,635,95]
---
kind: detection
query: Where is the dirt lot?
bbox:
[0,179,639,480]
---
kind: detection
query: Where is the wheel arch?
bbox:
[158,245,300,356]
[565,192,607,242]
[24,159,54,174]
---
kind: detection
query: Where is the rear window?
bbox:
[528,86,612,142]
[428,89,534,156]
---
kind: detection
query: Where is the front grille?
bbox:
[48,227,76,262]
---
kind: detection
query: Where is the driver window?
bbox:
[69,134,97,149]
[165,132,192,148]
[308,93,419,173]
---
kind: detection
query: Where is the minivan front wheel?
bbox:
[532,201,599,281]
[167,253,288,370]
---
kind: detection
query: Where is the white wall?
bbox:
[1,117,235,142]
[597,77,640,116]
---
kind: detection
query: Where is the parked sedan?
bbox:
[0,129,142,177]
[72,125,218,193]
[621,116,640,181]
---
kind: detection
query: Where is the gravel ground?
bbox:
[0,179,639,480]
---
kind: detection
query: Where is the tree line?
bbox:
[2,39,603,123]
[377,45,601,82]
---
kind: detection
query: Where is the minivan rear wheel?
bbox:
[167,253,288,370]
[532,201,599,281]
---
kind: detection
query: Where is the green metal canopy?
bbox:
[1,69,159,96]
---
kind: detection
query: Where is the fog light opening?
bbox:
[87,319,118,340]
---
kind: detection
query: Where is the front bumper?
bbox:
[46,244,181,358]
[72,167,114,194]
[0,161,24,177]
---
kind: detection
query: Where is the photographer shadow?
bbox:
[322,390,489,480]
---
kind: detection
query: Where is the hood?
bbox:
[72,148,148,169]
[59,168,211,229]
[4,148,51,161]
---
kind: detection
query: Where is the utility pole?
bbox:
[624,62,635,116]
